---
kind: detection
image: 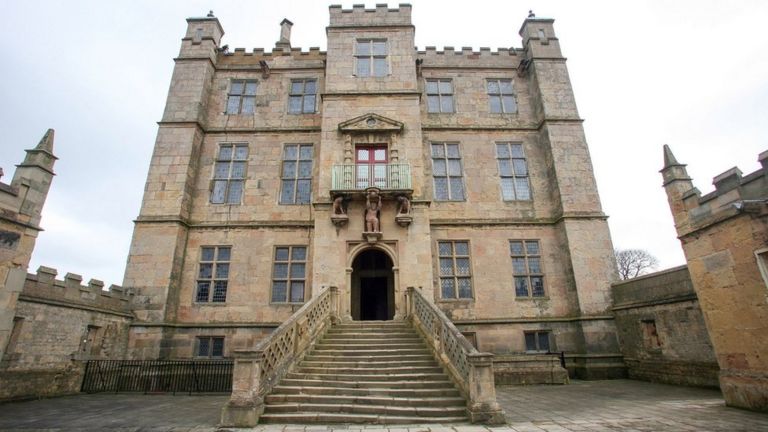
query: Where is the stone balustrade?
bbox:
[406,286,505,424]
[221,286,339,427]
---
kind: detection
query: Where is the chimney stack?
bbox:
[276,18,293,50]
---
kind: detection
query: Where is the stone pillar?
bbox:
[467,352,505,424]
[220,350,264,427]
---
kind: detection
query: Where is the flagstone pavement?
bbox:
[0,380,766,431]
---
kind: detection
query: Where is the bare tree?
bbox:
[615,248,659,280]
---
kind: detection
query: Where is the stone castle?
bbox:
[1,3,766,421]
[122,3,623,380]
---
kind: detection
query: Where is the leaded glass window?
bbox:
[226,80,257,114]
[510,240,544,297]
[487,79,517,113]
[437,241,473,299]
[196,246,231,303]
[426,79,454,113]
[496,142,531,201]
[356,39,388,77]
[431,142,465,201]
[196,336,225,358]
[524,331,551,352]
[279,144,313,204]
[288,79,317,114]
[211,144,248,204]
[272,246,307,303]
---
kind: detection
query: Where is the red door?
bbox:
[356,145,387,188]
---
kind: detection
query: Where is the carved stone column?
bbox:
[343,133,353,164]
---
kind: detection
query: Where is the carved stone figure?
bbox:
[365,189,382,232]
[332,195,347,215]
[396,195,411,215]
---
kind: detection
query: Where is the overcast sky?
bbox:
[1,0,766,286]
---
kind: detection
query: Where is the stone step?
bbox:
[333,321,410,326]
[287,372,450,382]
[322,335,422,343]
[309,348,432,357]
[314,342,426,350]
[261,321,468,424]
[262,402,467,418]
[271,385,462,398]
[265,393,466,408]
[296,366,444,375]
[303,354,435,363]
[278,378,457,390]
[300,359,438,369]
[327,326,412,333]
[259,412,468,425]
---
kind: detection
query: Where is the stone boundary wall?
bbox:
[612,266,719,388]
[612,265,696,309]
[493,354,568,385]
[0,266,133,401]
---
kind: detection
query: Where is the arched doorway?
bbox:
[351,249,395,321]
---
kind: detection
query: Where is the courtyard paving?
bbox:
[0,380,766,431]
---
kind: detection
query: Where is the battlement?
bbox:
[20,266,134,315]
[222,46,326,58]
[695,150,767,207]
[664,149,768,234]
[417,46,521,70]
[329,3,412,27]
[419,46,520,57]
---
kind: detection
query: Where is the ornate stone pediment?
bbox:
[338,113,404,133]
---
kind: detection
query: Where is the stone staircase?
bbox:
[260,321,469,424]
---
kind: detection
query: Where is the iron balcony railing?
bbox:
[331,163,412,191]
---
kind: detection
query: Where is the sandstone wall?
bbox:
[0,267,132,401]
[612,265,719,388]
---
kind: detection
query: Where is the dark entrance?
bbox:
[351,249,395,321]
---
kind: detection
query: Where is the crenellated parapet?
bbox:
[19,266,134,316]
[662,147,768,236]
[329,4,412,27]
[417,46,521,69]
[217,47,326,70]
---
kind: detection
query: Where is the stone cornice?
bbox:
[612,293,699,312]
[0,214,42,231]
[429,213,607,227]
[133,217,314,229]
[327,24,415,31]
[322,91,421,99]
[453,315,615,325]
[18,294,134,319]
[130,321,280,329]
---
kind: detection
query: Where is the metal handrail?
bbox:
[331,163,412,190]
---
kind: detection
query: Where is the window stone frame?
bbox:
[271,245,308,304]
[195,246,232,303]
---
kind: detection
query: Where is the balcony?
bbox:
[330,163,412,195]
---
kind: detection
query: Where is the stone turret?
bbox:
[0,129,57,360]
[660,145,697,231]
[123,12,227,358]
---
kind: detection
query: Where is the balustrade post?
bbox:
[220,350,264,427]
[405,286,414,319]
[466,352,505,424]
[330,286,340,324]
[295,318,309,355]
